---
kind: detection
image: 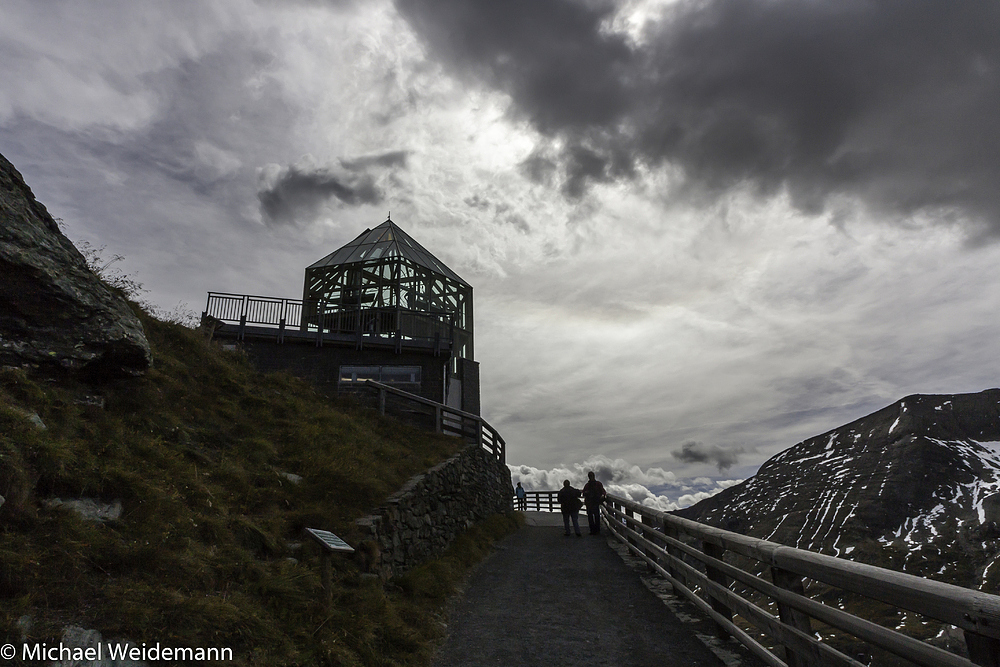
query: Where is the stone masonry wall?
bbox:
[355,443,512,579]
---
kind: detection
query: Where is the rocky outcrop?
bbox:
[355,444,513,579]
[0,152,150,376]
[42,498,123,522]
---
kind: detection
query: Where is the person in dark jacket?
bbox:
[514,482,527,511]
[581,471,607,535]
[557,479,583,536]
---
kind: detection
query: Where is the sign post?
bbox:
[305,528,355,611]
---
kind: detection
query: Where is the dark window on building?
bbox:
[339,365,421,390]
[339,366,380,384]
[379,366,421,386]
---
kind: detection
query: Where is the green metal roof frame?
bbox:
[307,218,469,287]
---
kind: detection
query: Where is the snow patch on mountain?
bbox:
[678,388,1000,597]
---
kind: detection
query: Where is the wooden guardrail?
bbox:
[602,493,1000,667]
[353,380,505,464]
[512,490,561,512]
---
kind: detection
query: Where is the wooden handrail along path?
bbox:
[598,493,1000,667]
[354,380,505,464]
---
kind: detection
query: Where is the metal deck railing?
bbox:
[204,291,454,347]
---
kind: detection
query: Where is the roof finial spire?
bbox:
[387,210,391,221]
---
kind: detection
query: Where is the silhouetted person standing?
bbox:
[582,471,607,535]
[557,480,583,536]
[515,482,527,511]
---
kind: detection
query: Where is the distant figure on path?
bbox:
[515,482,527,511]
[582,471,607,535]
[557,480,583,536]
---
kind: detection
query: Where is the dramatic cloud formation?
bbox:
[5,0,1000,490]
[511,455,676,488]
[509,455,742,511]
[396,0,1000,231]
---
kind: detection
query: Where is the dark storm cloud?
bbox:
[258,150,413,225]
[396,0,634,130]
[257,163,383,225]
[396,0,1000,230]
[519,150,558,186]
[672,441,744,472]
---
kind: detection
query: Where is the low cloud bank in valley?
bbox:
[509,455,742,512]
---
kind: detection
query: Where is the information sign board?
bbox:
[305,528,355,553]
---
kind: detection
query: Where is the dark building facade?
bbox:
[203,218,479,414]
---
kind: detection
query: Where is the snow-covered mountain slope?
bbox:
[677,389,1000,593]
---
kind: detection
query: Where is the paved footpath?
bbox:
[432,513,750,667]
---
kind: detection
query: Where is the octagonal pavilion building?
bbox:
[203,217,478,414]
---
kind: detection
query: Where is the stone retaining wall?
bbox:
[355,443,512,579]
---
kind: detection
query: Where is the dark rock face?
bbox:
[677,389,1000,593]
[0,152,151,376]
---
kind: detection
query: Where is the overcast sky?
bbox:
[3,0,1000,508]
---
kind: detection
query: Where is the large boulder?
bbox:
[0,152,151,376]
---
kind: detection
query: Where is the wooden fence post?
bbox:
[641,512,657,573]
[378,387,386,416]
[771,566,813,667]
[625,507,637,549]
[321,550,332,612]
[434,405,442,433]
[239,294,247,341]
[608,500,620,539]
[703,541,733,639]
[662,520,681,585]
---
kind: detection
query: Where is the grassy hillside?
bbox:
[0,308,519,666]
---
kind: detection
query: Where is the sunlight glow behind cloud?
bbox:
[3,0,1000,486]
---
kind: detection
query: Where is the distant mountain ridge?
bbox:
[677,389,1000,593]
